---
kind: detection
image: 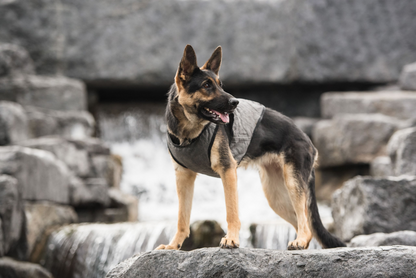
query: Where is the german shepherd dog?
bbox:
[156,45,345,250]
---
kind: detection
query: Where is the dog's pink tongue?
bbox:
[212,110,230,123]
[220,113,229,123]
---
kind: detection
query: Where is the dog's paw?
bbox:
[219,236,239,249]
[155,244,179,250]
[287,239,308,250]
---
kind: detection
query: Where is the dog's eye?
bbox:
[203,83,211,89]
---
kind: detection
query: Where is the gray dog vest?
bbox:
[167,99,265,178]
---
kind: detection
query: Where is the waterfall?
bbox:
[40,222,176,278]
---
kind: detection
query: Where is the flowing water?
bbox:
[41,101,331,277]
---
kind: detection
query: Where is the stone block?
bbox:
[387,127,416,176]
[349,231,416,247]
[0,43,35,77]
[0,101,28,146]
[399,62,416,91]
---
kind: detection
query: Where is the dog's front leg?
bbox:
[156,162,196,250]
[211,130,241,248]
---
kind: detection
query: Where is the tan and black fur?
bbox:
[156,45,345,250]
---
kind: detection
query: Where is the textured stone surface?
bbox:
[0,101,28,146]
[21,136,90,177]
[349,231,416,247]
[387,127,416,176]
[0,75,86,111]
[0,257,53,278]
[1,0,416,85]
[25,105,94,139]
[24,201,77,260]
[0,43,35,77]
[0,175,23,257]
[106,246,416,278]
[312,114,406,167]
[321,91,416,119]
[292,117,319,138]
[332,176,416,241]
[108,188,138,222]
[400,62,416,91]
[0,146,71,204]
[71,178,110,208]
[370,156,393,177]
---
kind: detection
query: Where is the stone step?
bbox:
[332,176,416,242]
[0,75,87,111]
[321,91,416,119]
[106,246,416,278]
[312,113,412,167]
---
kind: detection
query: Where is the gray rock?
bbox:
[91,155,120,187]
[292,117,319,138]
[70,177,110,208]
[332,176,416,241]
[0,146,71,204]
[24,201,77,261]
[0,175,23,257]
[370,156,393,177]
[67,137,110,155]
[399,62,416,91]
[0,43,35,77]
[108,188,138,222]
[0,75,87,111]
[1,0,416,85]
[0,257,53,278]
[312,114,405,167]
[387,127,416,176]
[21,136,90,177]
[0,101,28,146]
[321,91,416,119]
[25,105,95,140]
[349,231,416,247]
[106,246,416,278]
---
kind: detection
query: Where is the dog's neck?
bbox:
[166,85,208,145]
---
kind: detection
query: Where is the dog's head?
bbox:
[174,45,238,125]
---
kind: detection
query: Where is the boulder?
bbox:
[0,257,53,278]
[292,117,319,138]
[370,156,393,177]
[312,114,407,167]
[1,0,416,85]
[0,75,87,111]
[21,136,90,177]
[387,127,416,176]
[0,101,28,146]
[67,137,110,155]
[181,220,224,251]
[399,62,416,91]
[0,175,23,257]
[0,43,35,77]
[332,176,416,241]
[24,201,77,261]
[108,188,138,222]
[25,105,94,139]
[321,91,416,119]
[106,246,416,278]
[0,146,71,204]
[349,231,416,247]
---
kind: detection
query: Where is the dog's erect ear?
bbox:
[201,46,222,75]
[177,45,198,82]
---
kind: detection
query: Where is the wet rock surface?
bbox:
[106,246,416,278]
[1,0,416,85]
[349,231,416,247]
[332,176,416,241]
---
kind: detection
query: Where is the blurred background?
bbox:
[1,0,416,277]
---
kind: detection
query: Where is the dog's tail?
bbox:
[308,169,346,248]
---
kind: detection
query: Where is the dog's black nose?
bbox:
[229,98,239,108]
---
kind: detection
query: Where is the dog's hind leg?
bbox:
[282,162,313,250]
[155,161,197,250]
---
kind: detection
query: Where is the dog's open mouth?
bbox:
[201,107,230,124]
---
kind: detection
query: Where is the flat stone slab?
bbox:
[350,231,416,247]
[1,0,416,85]
[321,92,416,119]
[106,246,416,278]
